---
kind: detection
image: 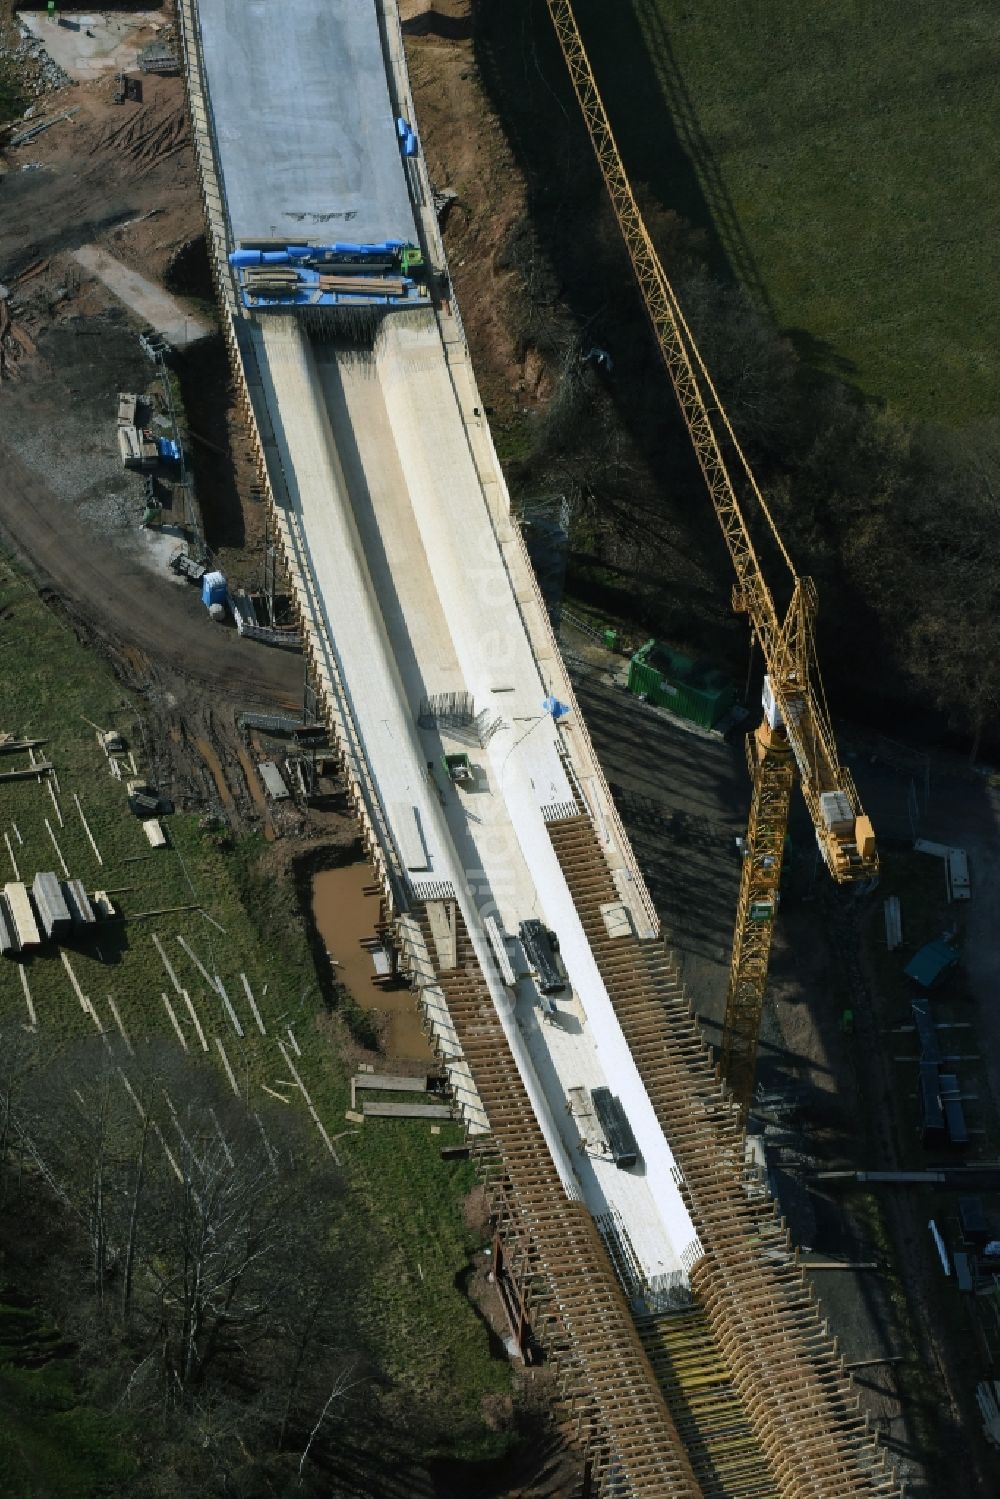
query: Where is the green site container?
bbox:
[602,627,620,651]
[626,640,736,729]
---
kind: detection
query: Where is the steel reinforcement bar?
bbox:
[547,815,900,1499]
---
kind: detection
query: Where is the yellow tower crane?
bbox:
[545,0,878,1111]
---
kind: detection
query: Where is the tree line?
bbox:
[504,207,1000,754]
[0,1029,372,1497]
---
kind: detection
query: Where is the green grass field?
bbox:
[578,0,1000,424]
[0,1298,135,1499]
[0,554,509,1481]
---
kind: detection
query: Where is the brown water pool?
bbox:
[311,863,432,1062]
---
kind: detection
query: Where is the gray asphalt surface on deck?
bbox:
[197,0,416,246]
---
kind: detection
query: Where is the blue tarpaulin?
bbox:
[543,696,570,721]
[396,117,418,157]
[229,241,408,268]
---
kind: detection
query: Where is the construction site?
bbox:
[1,3,999,1498]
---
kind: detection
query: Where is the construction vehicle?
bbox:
[545,1,877,1112]
[168,546,207,583]
[519,919,568,997]
[126,779,165,818]
[441,751,474,786]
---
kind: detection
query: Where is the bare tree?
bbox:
[5,1037,370,1492]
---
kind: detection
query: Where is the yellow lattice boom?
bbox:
[545,1,874,873]
[545,0,877,1105]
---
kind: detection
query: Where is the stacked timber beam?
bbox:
[547,815,900,1499]
[416,905,704,1499]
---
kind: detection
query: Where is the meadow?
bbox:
[576,0,1000,424]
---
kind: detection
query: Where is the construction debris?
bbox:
[139,42,180,75]
[18,966,36,1029]
[44,818,70,878]
[7,107,80,149]
[106,995,134,1056]
[240,973,266,1035]
[277,1039,339,1162]
[257,761,289,800]
[0,737,48,755]
[361,1101,452,1120]
[64,878,96,927]
[215,977,244,1038]
[0,761,53,782]
[46,777,63,827]
[350,1072,434,1111]
[914,838,972,901]
[176,935,215,990]
[162,992,188,1051]
[182,990,208,1053]
[118,425,158,470]
[60,951,89,1013]
[117,393,145,427]
[92,891,116,920]
[143,818,168,848]
[152,933,183,994]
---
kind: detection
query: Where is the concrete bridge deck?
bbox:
[177,2,902,1494]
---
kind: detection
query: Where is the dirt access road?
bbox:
[0,435,300,710]
[0,56,299,715]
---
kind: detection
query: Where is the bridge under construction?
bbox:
[176,2,901,1494]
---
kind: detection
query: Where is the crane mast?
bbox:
[545,0,877,1109]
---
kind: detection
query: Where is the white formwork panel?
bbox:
[375,315,573,796]
[255,318,447,881]
[314,346,466,714]
[392,802,430,872]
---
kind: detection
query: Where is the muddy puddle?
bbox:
[312,863,432,1062]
